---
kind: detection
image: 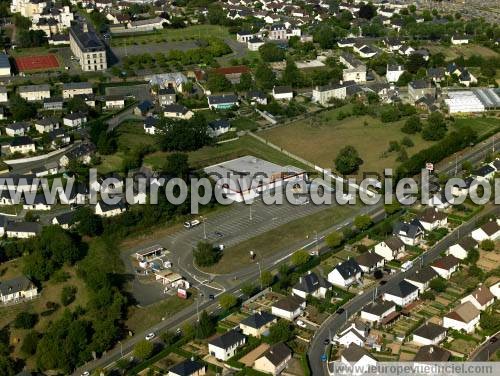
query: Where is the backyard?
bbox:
[424,43,499,60]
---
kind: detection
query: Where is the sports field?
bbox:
[14,54,60,72]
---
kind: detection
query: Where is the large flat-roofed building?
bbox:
[69,22,107,71]
[204,155,307,202]
[0,53,11,77]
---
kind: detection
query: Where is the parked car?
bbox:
[184,219,201,229]
[145,332,155,341]
[296,320,306,328]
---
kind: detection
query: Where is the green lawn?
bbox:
[111,25,231,46]
[144,135,311,171]
[452,117,500,137]
[199,203,362,274]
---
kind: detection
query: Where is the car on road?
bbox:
[296,320,306,328]
[214,231,223,238]
[184,220,201,229]
[81,372,90,376]
[380,280,387,286]
[145,332,155,341]
[324,338,330,345]
[490,337,498,344]
[209,294,215,300]
[336,308,345,315]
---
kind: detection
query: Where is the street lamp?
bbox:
[199,216,207,239]
[256,261,262,289]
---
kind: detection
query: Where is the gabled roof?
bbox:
[258,342,291,366]
[414,345,450,362]
[6,221,41,234]
[385,280,418,298]
[432,255,460,271]
[445,301,480,323]
[334,259,362,280]
[456,236,477,250]
[0,275,35,296]
[393,220,423,239]
[383,236,405,251]
[208,119,230,131]
[97,200,126,212]
[208,94,238,104]
[62,82,92,90]
[341,343,376,362]
[10,136,34,147]
[362,301,396,316]
[272,295,305,312]
[468,285,495,306]
[418,207,447,223]
[273,86,293,94]
[413,322,446,340]
[479,220,500,236]
[355,251,384,269]
[208,329,245,349]
[53,211,75,226]
[406,265,438,284]
[474,164,495,177]
[163,104,189,114]
[168,359,205,376]
[240,311,276,329]
[293,272,331,293]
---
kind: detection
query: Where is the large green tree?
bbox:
[335,146,363,175]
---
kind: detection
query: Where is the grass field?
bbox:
[425,43,499,60]
[452,117,500,135]
[260,110,433,176]
[199,203,361,274]
[111,25,231,47]
[144,135,311,171]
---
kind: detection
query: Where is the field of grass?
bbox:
[144,135,311,171]
[452,117,500,136]
[425,43,499,60]
[260,110,435,176]
[111,25,231,46]
[200,203,361,274]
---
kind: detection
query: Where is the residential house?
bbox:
[360,301,396,324]
[52,211,76,230]
[292,271,331,299]
[31,161,58,177]
[312,81,359,106]
[489,282,500,299]
[354,44,377,59]
[44,97,63,110]
[386,64,404,83]
[451,176,476,197]
[427,67,446,83]
[128,17,165,32]
[460,285,495,311]
[383,280,419,307]
[247,37,265,51]
[451,35,469,45]
[443,301,480,333]
[104,95,125,110]
[23,194,52,211]
[458,70,478,87]
[412,323,447,346]
[340,344,377,374]
[168,359,206,376]
[474,164,496,183]
[338,38,356,48]
[448,236,478,260]
[62,82,93,99]
[207,330,246,361]
[414,345,451,362]
[163,104,194,120]
[431,255,460,279]
[269,23,287,40]
[0,275,38,304]
[95,200,126,218]
[392,220,424,246]
[144,116,159,135]
[158,87,176,106]
[327,259,362,288]
[355,251,384,274]
[239,311,277,338]
[404,266,438,293]
[426,190,455,209]
[271,295,306,321]
[236,31,254,43]
[374,236,405,261]
[272,86,293,101]
[207,94,239,110]
[63,112,87,128]
[5,122,30,137]
[18,84,50,101]
[334,321,369,347]
[253,342,292,376]
[47,129,70,149]
[134,100,154,116]
[408,80,436,103]
[59,143,95,167]
[207,119,230,138]
[6,221,42,238]
[471,220,500,241]
[418,207,448,231]
[34,117,59,133]
[213,66,250,84]
[0,53,10,77]
[247,90,267,105]
[340,53,367,83]
[8,136,36,155]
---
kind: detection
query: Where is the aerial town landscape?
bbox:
[0,0,499,375]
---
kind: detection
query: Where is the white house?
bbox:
[360,301,396,324]
[340,343,377,374]
[451,35,469,45]
[8,136,35,155]
[460,285,495,311]
[34,117,59,134]
[0,86,7,102]
[443,302,480,333]
[374,236,405,261]
[247,37,265,51]
[104,95,125,110]
[0,275,38,304]
[208,119,230,138]
[392,220,424,246]
[22,194,52,211]
[448,236,478,260]
[474,164,496,183]
[5,122,30,137]
[431,255,460,280]
[239,312,277,338]
[18,84,50,101]
[334,321,368,347]
[383,280,419,307]
[404,266,438,293]
[489,282,500,299]
[63,112,87,128]
[292,271,331,299]
[143,116,159,135]
[272,86,293,101]
[208,330,246,361]
[418,207,448,232]
[354,251,384,274]
[412,322,447,346]
[328,259,362,288]
[163,104,194,120]
[95,200,126,217]
[386,64,405,83]
[271,296,306,321]
[253,342,292,376]
[5,221,41,238]
[471,220,500,242]
[62,82,93,99]
[414,345,451,362]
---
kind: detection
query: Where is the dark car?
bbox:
[380,280,388,286]
[214,231,224,238]
[324,338,330,345]
[490,337,498,344]
[209,294,215,300]
[336,308,345,315]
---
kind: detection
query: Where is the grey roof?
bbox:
[10,136,34,146]
[474,164,495,177]
[0,275,35,296]
[18,84,50,93]
[272,295,305,312]
[62,82,92,90]
[64,112,86,120]
[208,94,238,105]
[393,220,423,239]
[247,90,266,99]
[259,342,291,366]
[427,67,445,78]
[6,221,42,234]
[414,345,451,362]
[208,119,230,131]
[334,259,362,280]
[240,311,276,329]
[97,199,126,212]
[0,53,10,69]
[355,251,384,268]
[144,116,159,128]
[164,104,189,114]
[168,359,205,376]
[273,86,293,94]
[409,80,432,90]
[54,211,75,225]
[362,301,396,316]
[69,23,105,52]
[293,272,331,294]
[6,122,29,130]
[342,343,376,362]
[158,87,175,95]
[385,280,418,298]
[208,329,245,349]
[406,265,438,284]
[413,322,447,340]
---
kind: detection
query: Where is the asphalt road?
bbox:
[470,331,500,361]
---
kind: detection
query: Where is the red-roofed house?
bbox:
[213,66,251,84]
